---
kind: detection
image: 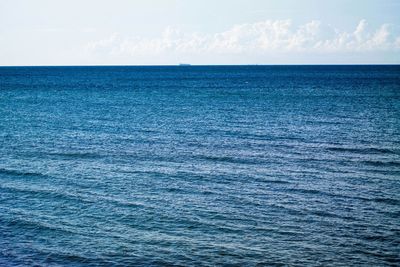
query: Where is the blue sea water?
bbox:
[0,65,399,266]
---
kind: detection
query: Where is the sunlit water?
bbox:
[0,66,399,266]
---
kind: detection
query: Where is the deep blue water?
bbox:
[0,65,399,266]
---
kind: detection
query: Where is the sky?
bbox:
[0,0,399,65]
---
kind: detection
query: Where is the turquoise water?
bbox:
[0,66,399,266]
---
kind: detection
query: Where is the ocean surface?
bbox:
[0,65,399,266]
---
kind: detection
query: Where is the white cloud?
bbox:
[85,20,400,61]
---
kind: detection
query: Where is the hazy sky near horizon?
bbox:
[1,0,400,65]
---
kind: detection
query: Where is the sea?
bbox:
[0,65,399,266]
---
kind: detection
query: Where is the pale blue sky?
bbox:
[1,0,399,65]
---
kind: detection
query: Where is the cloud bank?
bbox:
[86,20,400,63]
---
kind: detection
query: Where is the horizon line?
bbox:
[1,63,400,67]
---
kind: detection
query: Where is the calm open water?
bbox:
[0,65,399,266]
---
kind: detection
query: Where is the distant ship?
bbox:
[179,63,191,66]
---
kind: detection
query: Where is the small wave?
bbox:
[45,151,103,159]
[196,155,262,165]
[370,197,400,206]
[253,177,290,184]
[0,168,48,179]
[285,187,360,201]
[5,216,78,236]
[44,252,94,265]
[284,187,400,206]
[286,188,322,195]
[0,184,95,205]
[100,196,151,210]
[327,146,397,155]
[361,160,400,168]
